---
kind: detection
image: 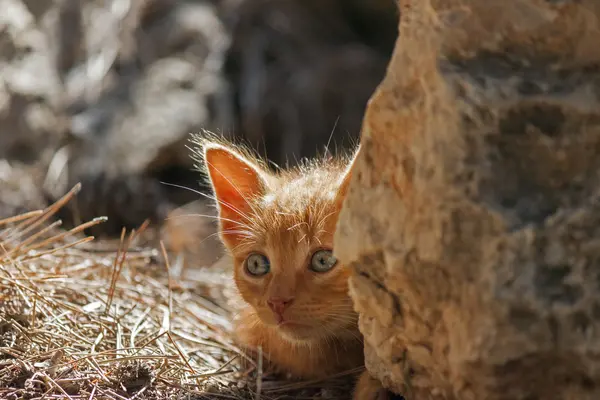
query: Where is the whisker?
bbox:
[323,311,358,319]
[315,229,329,237]
[161,181,256,225]
[323,315,362,341]
[316,210,338,231]
[325,115,341,155]
[231,238,258,253]
[275,211,295,217]
[287,221,309,232]
[325,315,359,325]
[166,213,251,230]
[220,230,254,239]
[160,181,204,196]
[322,308,359,318]
[203,161,265,227]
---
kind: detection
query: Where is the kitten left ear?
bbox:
[202,142,269,247]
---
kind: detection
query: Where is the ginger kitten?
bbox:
[196,136,388,399]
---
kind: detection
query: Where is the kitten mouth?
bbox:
[273,314,308,328]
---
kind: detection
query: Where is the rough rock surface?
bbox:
[0,0,232,235]
[0,0,66,163]
[64,0,231,180]
[335,0,600,399]
[53,0,232,213]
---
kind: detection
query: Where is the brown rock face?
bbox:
[335,1,600,399]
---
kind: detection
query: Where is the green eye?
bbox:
[310,249,337,273]
[245,253,270,276]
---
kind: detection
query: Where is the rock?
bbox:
[0,0,65,163]
[43,0,233,234]
[0,160,47,219]
[64,0,231,181]
[335,0,600,399]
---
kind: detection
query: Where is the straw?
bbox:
[0,184,356,399]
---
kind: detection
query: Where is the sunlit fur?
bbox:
[193,132,384,397]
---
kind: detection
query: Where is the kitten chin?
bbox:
[276,322,324,343]
[274,319,357,344]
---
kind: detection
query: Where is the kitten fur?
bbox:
[192,132,387,399]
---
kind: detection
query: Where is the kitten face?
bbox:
[231,181,352,342]
[201,140,357,343]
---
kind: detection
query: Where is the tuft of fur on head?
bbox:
[189,130,357,191]
[191,130,360,345]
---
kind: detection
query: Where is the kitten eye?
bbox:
[310,249,338,273]
[245,253,270,277]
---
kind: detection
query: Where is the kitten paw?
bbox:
[353,370,385,400]
[353,370,405,400]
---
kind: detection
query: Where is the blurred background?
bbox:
[0,0,398,269]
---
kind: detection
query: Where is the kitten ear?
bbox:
[335,145,360,205]
[203,143,268,245]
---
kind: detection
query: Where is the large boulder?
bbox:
[336,0,600,399]
[0,0,65,164]
[0,0,232,236]
[41,0,232,236]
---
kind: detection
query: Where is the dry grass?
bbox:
[0,184,357,399]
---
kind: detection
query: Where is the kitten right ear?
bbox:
[335,145,360,204]
[202,143,268,245]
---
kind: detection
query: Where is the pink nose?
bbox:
[267,297,294,315]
